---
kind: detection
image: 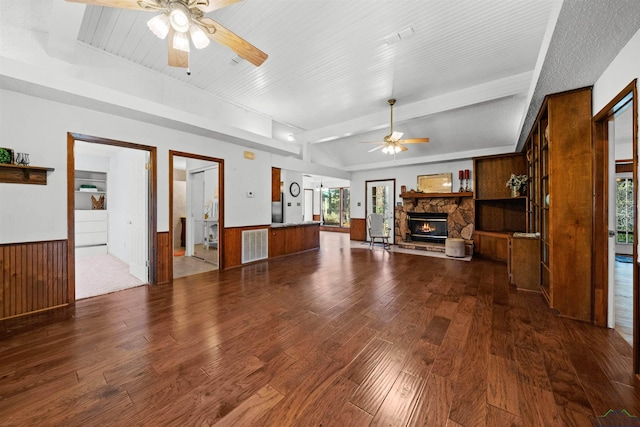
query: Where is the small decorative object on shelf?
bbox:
[464,169,471,192]
[0,147,13,164]
[458,170,464,192]
[506,173,528,197]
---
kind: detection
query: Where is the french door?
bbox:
[365,179,395,242]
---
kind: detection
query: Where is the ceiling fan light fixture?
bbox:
[168,1,191,33]
[147,13,170,39]
[189,24,210,49]
[173,31,191,52]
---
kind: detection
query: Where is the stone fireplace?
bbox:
[395,194,474,253]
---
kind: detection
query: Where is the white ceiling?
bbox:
[3,0,640,172]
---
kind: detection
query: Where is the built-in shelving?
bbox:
[0,164,54,185]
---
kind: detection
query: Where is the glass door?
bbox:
[366,179,395,242]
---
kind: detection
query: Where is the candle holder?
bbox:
[465,179,471,192]
[458,179,465,193]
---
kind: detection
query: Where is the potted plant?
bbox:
[506,174,528,197]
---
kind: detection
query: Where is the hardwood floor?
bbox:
[1,232,638,426]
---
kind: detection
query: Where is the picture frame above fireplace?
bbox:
[417,173,452,193]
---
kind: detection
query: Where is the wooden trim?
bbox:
[0,240,69,320]
[169,150,225,274]
[592,79,638,374]
[68,133,158,291]
[157,232,171,285]
[67,134,76,302]
[0,164,54,185]
[320,226,349,233]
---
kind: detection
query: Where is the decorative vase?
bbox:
[511,187,520,198]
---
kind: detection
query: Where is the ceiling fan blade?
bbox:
[390,131,404,141]
[197,0,244,13]
[64,0,151,10]
[398,144,408,152]
[368,145,385,153]
[199,17,268,66]
[399,138,430,144]
[167,28,189,68]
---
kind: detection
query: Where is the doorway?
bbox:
[170,151,224,279]
[67,133,157,302]
[593,80,638,374]
[365,179,396,243]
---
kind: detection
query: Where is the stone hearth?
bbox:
[395,195,474,254]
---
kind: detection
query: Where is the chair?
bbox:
[367,213,390,250]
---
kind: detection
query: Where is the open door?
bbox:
[593,80,638,374]
[129,150,150,283]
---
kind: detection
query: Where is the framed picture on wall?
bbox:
[417,173,452,193]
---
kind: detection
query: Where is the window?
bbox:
[322,187,350,227]
[616,177,633,244]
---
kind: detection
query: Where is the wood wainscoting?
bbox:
[157,232,171,285]
[350,218,366,241]
[0,240,69,320]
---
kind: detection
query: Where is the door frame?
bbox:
[593,79,638,373]
[169,150,225,278]
[67,133,158,302]
[365,178,396,243]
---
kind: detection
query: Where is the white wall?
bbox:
[349,159,474,219]
[281,170,303,223]
[593,28,640,115]
[0,89,271,243]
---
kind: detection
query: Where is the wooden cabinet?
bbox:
[508,235,540,291]
[271,167,281,202]
[473,153,528,260]
[524,87,593,321]
[473,230,509,262]
[269,224,319,258]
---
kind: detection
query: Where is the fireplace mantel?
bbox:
[401,191,473,203]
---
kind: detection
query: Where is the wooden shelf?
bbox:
[401,191,473,199]
[0,164,54,185]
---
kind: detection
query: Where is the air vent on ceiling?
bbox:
[383,25,416,45]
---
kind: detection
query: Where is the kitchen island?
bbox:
[269,221,320,258]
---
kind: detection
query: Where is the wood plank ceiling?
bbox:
[73,1,558,168]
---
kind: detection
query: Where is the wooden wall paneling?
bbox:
[548,89,593,321]
[350,218,367,241]
[269,228,286,258]
[0,240,68,320]
[157,232,171,285]
[474,154,527,199]
[473,231,508,262]
[285,227,304,254]
[313,214,320,221]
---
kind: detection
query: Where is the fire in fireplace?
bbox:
[407,212,448,242]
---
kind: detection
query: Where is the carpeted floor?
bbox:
[75,253,145,300]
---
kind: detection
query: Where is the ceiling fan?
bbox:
[66,0,268,68]
[363,99,430,154]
